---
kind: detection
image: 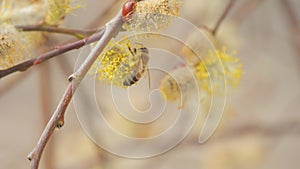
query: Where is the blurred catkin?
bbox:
[0,0,45,69]
[45,0,82,25]
[123,0,182,31]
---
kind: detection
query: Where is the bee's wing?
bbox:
[146,65,151,91]
[137,55,151,90]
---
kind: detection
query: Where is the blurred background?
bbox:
[1,0,300,169]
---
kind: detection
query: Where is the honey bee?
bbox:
[123,43,150,89]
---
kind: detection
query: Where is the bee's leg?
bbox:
[146,66,151,91]
[127,44,135,55]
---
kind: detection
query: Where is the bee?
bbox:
[123,43,151,89]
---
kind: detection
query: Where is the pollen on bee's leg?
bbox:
[90,37,146,88]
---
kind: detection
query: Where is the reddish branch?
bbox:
[16,24,97,39]
[28,83,73,169]
[27,11,124,169]
[212,0,236,35]
[0,28,104,79]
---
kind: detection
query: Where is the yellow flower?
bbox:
[0,1,45,69]
[123,0,182,31]
[159,47,242,106]
[90,38,141,88]
[45,0,82,25]
[181,25,241,66]
[0,0,44,25]
[195,47,242,95]
[0,24,31,69]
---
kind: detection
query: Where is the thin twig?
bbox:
[27,11,124,169]
[0,28,104,79]
[16,24,97,39]
[212,0,236,36]
[56,55,94,111]
[28,83,73,169]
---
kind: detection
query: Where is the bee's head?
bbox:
[132,42,149,54]
[138,47,149,54]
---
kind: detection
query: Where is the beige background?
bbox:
[0,0,300,169]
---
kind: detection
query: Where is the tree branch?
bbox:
[16,24,97,39]
[27,11,124,169]
[28,83,73,169]
[212,0,236,36]
[0,27,104,79]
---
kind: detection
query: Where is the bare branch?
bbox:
[0,28,104,79]
[28,83,73,169]
[212,0,236,36]
[27,11,124,169]
[16,24,97,39]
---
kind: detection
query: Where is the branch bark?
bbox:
[27,11,124,169]
[212,0,236,36]
[16,24,97,39]
[0,28,104,79]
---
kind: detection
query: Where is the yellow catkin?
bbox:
[90,38,142,88]
[160,66,198,102]
[0,24,30,69]
[123,0,182,31]
[45,0,82,25]
[182,25,241,66]
[0,1,45,69]
[45,0,70,25]
[0,0,45,25]
[194,47,242,95]
[160,47,242,102]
